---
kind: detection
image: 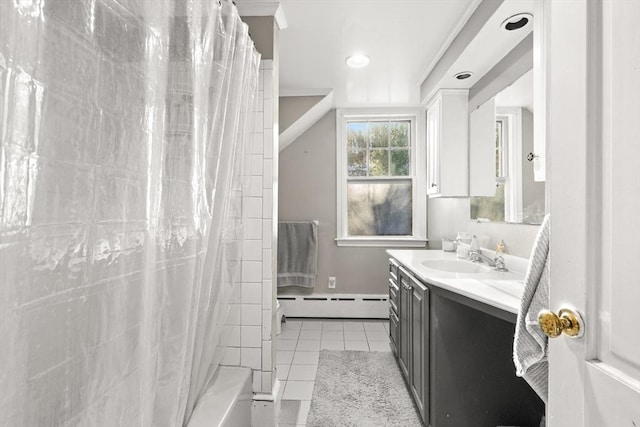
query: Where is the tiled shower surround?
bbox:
[222,60,278,395]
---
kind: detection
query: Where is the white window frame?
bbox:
[496,107,523,223]
[335,108,427,247]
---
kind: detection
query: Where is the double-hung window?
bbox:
[336,109,426,247]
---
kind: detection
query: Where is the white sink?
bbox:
[420,259,490,274]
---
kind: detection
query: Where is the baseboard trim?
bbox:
[277,294,389,319]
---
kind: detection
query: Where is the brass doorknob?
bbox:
[538,308,584,338]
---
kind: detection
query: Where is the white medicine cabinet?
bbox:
[426,89,469,197]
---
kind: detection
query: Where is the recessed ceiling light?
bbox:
[346,54,370,68]
[501,13,533,31]
[454,71,473,80]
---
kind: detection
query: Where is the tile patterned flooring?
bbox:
[276,318,391,426]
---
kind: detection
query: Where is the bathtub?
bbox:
[187,366,253,427]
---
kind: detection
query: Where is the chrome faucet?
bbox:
[469,249,508,272]
[469,249,495,266]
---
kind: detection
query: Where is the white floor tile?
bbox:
[344,330,367,341]
[343,322,364,331]
[276,350,295,364]
[292,351,319,365]
[368,341,391,352]
[345,341,370,351]
[279,328,301,340]
[283,380,315,400]
[279,400,311,424]
[277,339,297,351]
[298,329,322,340]
[285,320,303,330]
[365,330,389,341]
[322,321,343,330]
[321,330,343,341]
[363,322,387,332]
[296,340,321,351]
[296,400,312,424]
[279,400,301,424]
[276,364,290,380]
[301,320,323,330]
[320,340,345,350]
[287,364,318,381]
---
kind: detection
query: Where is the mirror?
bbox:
[469,70,546,225]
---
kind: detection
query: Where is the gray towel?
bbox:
[277,221,318,288]
[513,214,550,403]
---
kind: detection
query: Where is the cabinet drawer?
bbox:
[389,259,399,281]
[389,278,399,308]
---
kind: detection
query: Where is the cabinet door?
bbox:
[389,308,399,355]
[426,98,441,195]
[398,268,411,378]
[426,90,469,197]
[410,277,429,424]
[469,98,497,196]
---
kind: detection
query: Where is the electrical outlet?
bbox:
[328,276,336,289]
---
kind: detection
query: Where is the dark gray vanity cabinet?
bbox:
[389,257,544,427]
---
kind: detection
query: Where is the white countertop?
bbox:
[387,249,527,315]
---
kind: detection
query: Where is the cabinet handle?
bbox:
[430,183,436,188]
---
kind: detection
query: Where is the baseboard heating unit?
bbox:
[276,294,389,319]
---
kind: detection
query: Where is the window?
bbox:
[470,108,523,223]
[336,109,426,247]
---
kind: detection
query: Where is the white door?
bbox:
[547,0,640,425]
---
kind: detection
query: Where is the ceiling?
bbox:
[495,69,533,112]
[277,0,478,107]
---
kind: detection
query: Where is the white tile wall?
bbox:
[223,60,277,395]
[242,283,262,305]
[242,306,262,327]
[243,218,263,240]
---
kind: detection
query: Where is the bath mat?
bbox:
[306,350,422,427]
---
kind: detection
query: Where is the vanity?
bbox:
[388,249,544,427]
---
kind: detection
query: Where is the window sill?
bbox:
[335,238,428,248]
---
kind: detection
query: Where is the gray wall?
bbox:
[278,110,390,295]
[242,16,275,59]
[279,96,324,133]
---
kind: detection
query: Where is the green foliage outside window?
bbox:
[347,120,410,177]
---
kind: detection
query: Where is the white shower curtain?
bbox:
[0,0,260,425]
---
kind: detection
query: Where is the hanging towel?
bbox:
[513,214,550,403]
[277,221,318,288]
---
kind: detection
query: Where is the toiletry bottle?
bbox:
[469,235,480,252]
[456,232,471,259]
[495,240,508,271]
